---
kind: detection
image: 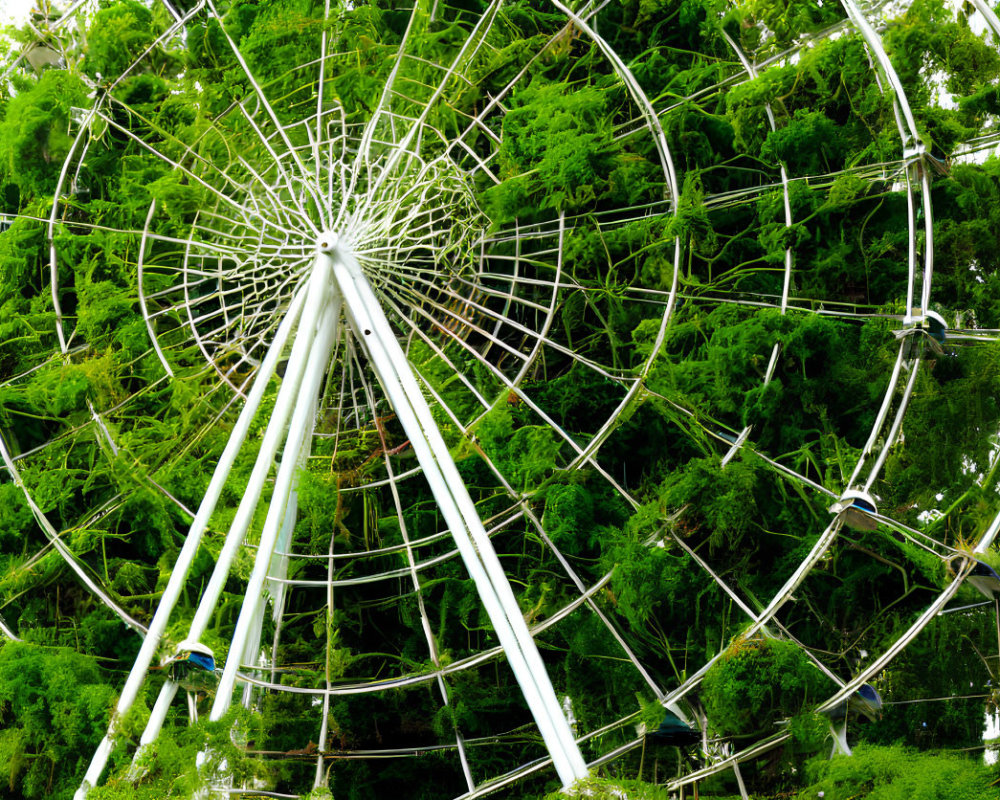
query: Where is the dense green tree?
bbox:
[0,643,116,800]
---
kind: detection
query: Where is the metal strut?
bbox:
[75,285,313,799]
[324,236,589,788]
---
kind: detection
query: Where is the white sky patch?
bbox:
[970,259,986,285]
[1,0,36,28]
[947,0,1000,165]
[985,709,999,766]
[953,141,1000,166]
[924,67,958,111]
[958,0,991,39]
[1,0,34,59]
[917,508,943,524]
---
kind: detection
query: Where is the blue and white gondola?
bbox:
[829,489,879,532]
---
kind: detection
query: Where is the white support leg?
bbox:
[325,239,588,788]
[126,678,180,782]
[75,289,309,800]
[242,491,305,711]
[98,234,586,794]
[129,257,335,771]
[211,265,341,720]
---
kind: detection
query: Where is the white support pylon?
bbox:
[75,288,310,800]
[324,236,589,788]
[125,252,340,776]
[211,267,341,719]
[132,250,340,767]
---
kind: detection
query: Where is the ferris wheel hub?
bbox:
[317,233,340,254]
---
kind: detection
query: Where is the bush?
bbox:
[540,776,672,800]
[702,636,829,737]
[0,641,116,800]
[794,744,996,799]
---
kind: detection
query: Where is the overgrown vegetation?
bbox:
[1,0,1000,798]
[795,744,998,799]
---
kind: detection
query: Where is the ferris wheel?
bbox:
[3,0,1000,798]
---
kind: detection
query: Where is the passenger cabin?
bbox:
[164,640,217,693]
[22,7,64,74]
[830,489,879,531]
[968,559,1000,599]
[922,310,947,346]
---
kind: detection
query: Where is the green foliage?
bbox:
[658,454,761,550]
[541,477,603,552]
[115,485,179,559]
[788,711,829,754]
[540,775,673,800]
[761,109,851,175]
[83,1,157,80]
[0,483,35,551]
[0,71,88,197]
[147,173,209,222]
[88,707,266,800]
[794,744,996,800]
[75,280,139,353]
[738,0,844,51]
[607,537,689,632]
[702,636,830,736]
[475,403,563,490]
[2,1,1000,798]
[884,0,1000,158]
[0,641,116,800]
[485,82,625,222]
[861,612,992,751]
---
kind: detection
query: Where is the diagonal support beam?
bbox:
[210,273,341,719]
[81,236,586,794]
[129,255,339,782]
[74,288,310,800]
[324,237,588,788]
